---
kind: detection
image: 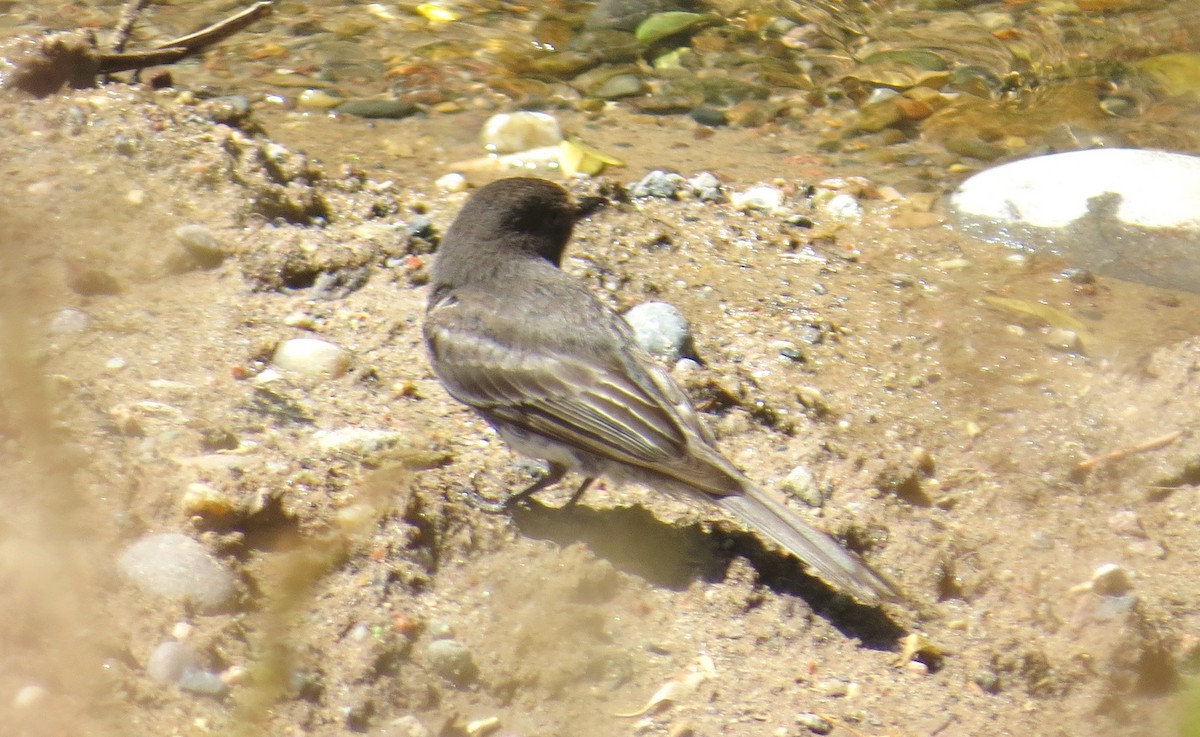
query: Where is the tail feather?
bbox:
[716,486,901,605]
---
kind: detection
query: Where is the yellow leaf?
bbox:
[416,3,460,23]
[557,138,625,177]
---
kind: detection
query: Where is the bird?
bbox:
[423,176,899,605]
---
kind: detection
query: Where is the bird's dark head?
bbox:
[442,177,578,267]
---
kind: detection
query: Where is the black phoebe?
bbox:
[424,177,898,605]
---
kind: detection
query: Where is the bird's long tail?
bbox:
[716,485,901,605]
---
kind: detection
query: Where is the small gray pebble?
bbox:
[623,301,695,363]
[178,667,228,696]
[780,466,822,507]
[49,307,90,335]
[426,639,476,684]
[147,641,195,684]
[796,712,833,735]
[427,619,455,640]
[376,715,432,737]
[689,106,727,127]
[405,216,435,239]
[113,134,137,156]
[338,99,420,120]
[118,533,236,612]
[796,324,825,345]
[688,172,725,202]
[174,224,226,268]
[630,170,687,199]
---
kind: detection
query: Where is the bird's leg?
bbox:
[503,461,568,508]
[563,477,595,508]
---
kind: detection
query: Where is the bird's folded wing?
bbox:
[425,311,688,467]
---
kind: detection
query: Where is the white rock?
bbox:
[732,185,784,211]
[435,172,468,193]
[480,111,563,153]
[823,193,863,221]
[147,641,195,684]
[272,338,350,378]
[313,427,406,454]
[951,149,1200,292]
[623,301,694,363]
[118,533,236,612]
[951,148,1200,229]
[49,308,90,335]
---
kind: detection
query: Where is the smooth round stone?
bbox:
[688,172,724,202]
[49,307,90,335]
[297,88,345,110]
[480,111,563,154]
[732,185,783,211]
[629,170,686,199]
[313,427,406,454]
[174,224,226,268]
[177,668,228,695]
[426,639,475,683]
[823,193,863,221]
[147,641,195,684]
[950,149,1200,292]
[272,338,350,378]
[623,301,695,363]
[435,172,467,193]
[951,149,1200,229]
[337,99,419,120]
[118,533,236,612]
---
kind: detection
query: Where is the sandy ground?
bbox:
[3,84,1200,737]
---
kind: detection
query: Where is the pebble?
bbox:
[174,224,227,269]
[337,99,420,119]
[822,193,864,221]
[435,172,467,193]
[949,148,1200,292]
[272,338,351,378]
[378,715,432,737]
[178,668,228,695]
[426,638,476,684]
[811,678,848,697]
[687,172,725,202]
[623,301,695,363]
[297,88,345,110]
[147,641,194,684]
[689,106,727,127]
[117,532,236,612]
[1108,509,1146,538]
[181,482,237,520]
[314,428,406,455]
[12,684,48,710]
[780,465,822,507]
[731,185,783,211]
[480,111,563,153]
[795,712,833,735]
[283,311,315,329]
[427,619,455,640]
[952,148,1200,230]
[49,307,90,335]
[630,170,687,199]
[1090,563,1132,596]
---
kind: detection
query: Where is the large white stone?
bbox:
[950,148,1200,230]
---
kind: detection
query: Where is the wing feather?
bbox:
[425,302,688,466]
